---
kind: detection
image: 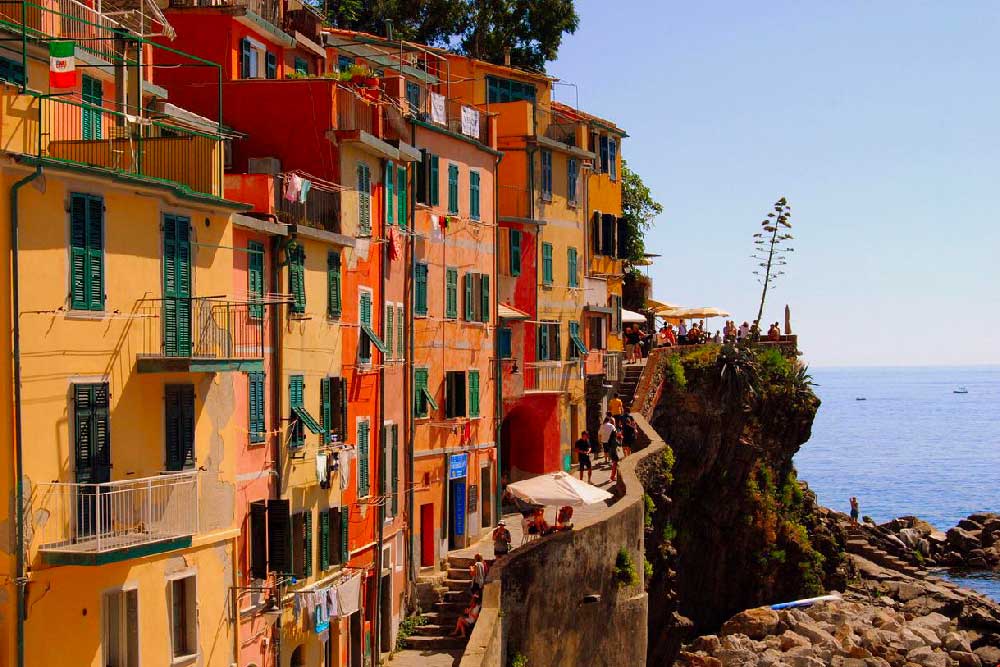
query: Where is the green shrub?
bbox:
[643,494,655,527]
[615,547,638,586]
[644,559,654,579]
[510,654,528,667]
[661,522,677,542]
[665,354,687,389]
[394,614,428,652]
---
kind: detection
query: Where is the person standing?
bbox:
[625,326,641,363]
[492,521,512,556]
[575,431,593,483]
[621,415,637,457]
[609,392,625,427]
[598,416,617,468]
[678,321,688,345]
[849,497,860,524]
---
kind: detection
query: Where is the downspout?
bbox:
[373,162,387,661]
[492,149,503,517]
[407,123,417,587]
[11,98,44,667]
[269,233,283,666]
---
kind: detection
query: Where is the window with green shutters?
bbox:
[537,323,560,362]
[609,139,618,181]
[357,419,370,497]
[302,510,313,578]
[320,377,332,443]
[415,263,428,316]
[463,272,474,321]
[414,367,430,417]
[447,163,459,215]
[162,216,192,357]
[294,56,308,75]
[569,321,588,359]
[248,372,265,444]
[385,304,394,360]
[445,268,458,319]
[81,75,102,140]
[73,383,111,484]
[357,163,371,235]
[568,158,578,206]
[287,243,305,314]
[0,56,26,85]
[479,274,489,323]
[396,305,404,359]
[248,241,264,319]
[340,508,349,563]
[470,171,480,220]
[359,291,372,364]
[397,165,407,228]
[327,251,341,318]
[540,150,552,199]
[390,424,399,515]
[567,247,579,287]
[164,384,195,471]
[69,193,104,311]
[385,160,394,225]
[499,327,512,359]
[486,75,536,103]
[319,509,330,571]
[265,52,277,79]
[289,375,304,448]
[510,230,522,276]
[542,242,553,285]
[468,370,480,417]
[429,154,440,207]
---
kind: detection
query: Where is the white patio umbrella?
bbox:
[621,308,647,324]
[506,471,613,507]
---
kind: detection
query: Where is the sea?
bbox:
[794,365,1000,602]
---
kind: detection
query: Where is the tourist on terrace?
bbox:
[469,553,488,595]
[738,321,750,340]
[622,415,637,457]
[609,393,625,425]
[530,507,551,536]
[575,431,593,483]
[713,330,722,344]
[657,325,672,347]
[767,323,781,341]
[678,321,688,345]
[598,416,617,467]
[451,594,482,638]
[492,521,512,556]
[609,430,623,482]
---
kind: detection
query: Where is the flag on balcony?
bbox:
[49,41,77,89]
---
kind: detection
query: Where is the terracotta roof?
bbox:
[551,101,627,136]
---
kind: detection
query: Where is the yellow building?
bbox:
[0,5,253,666]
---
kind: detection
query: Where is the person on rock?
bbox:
[575,430,593,483]
[850,497,860,524]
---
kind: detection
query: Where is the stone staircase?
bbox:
[843,522,930,578]
[401,554,481,651]
[620,361,645,413]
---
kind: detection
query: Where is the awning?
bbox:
[506,471,613,507]
[645,298,679,311]
[622,309,646,324]
[292,405,324,434]
[498,303,530,320]
[325,36,439,84]
[361,323,388,354]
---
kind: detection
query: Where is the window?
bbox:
[469,171,481,220]
[82,75,102,140]
[415,262,428,316]
[103,588,138,667]
[468,370,480,418]
[248,372,265,444]
[320,377,347,442]
[417,150,435,205]
[445,268,458,319]
[248,241,264,319]
[319,508,331,570]
[170,575,197,660]
[537,322,560,361]
[396,304,404,359]
[567,158,578,206]
[327,251,341,318]
[250,501,268,579]
[289,375,324,449]
[385,160,395,225]
[292,511,312,578]
[567,247,579,287]
[73,383,110,485]
[164,384,195,471]
[337,55,353,72]
[498,327,512,359]
[265,52,277,79]
[287,242,305,314]
[267,499,291,575]
[405,81,421,114]
[509,229,522,276]
[414,367,436,418]
[588,316,605,350]
[609,138,618,181]
[463,273,490,323]
[357,163,371,235]
[0,56,25,85]
[486,75,536,103]
[568,321,588,359]
[358,290,377,364]
[385,304,394,360]
[445,371,467,418]
[591,211,602,257]
[325,506,348,567]
[357,419,370,497]
[601,213,617,257]
[397,165,407,228]
[599,135,610,174]
[69,192,104,311]
[294,56,308,75]
[430,154,440,207]
[447,163,459,215]
[610,295,623,335]
[540,150,552,199]
[541,242,553,285]
[389,425,399,515]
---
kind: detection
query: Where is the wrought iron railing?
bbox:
[0,0,125,62]
[32,472,198,555]
[168,0,279,26]
[273,173,341,232]
[136,297,264,360]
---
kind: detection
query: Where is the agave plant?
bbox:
[716,341,759,408]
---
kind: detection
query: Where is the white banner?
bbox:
[430,92,446,126]
[461,105,480,138]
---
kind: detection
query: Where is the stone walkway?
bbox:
[385,648,464,667]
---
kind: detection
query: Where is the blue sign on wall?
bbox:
[453,482,466,537]
[449,453,468,480]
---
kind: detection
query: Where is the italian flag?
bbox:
[49,41,76,89]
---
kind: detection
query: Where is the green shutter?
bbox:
[248,241,264,319]
[74,383,110,484]
[162,216,191,357]
[70,193,104,311]
[289,375,304,448]
[327,251,341,318]
[288,243,305,314]
[396,305,404,359]
[447,164,459,215]
[470,171,480,220]
[415,263,428,316]
[81,75,102,140]
[480,274,490,323]
[510,230,521,276]
[319,510,330,571]
[468,370,480,417]
[542,243,553,285]
[320,377,331,439]
[358,421,370,496]
[385,306,394,359]
[358,164,371,235]
[249,372,264,444]
[568,247,578,287]
[391,424,399,515]
[385,160,394,225]
[359,292,372,363]
[340,509,349,563]
[303,511,312,578]
[463,273,473,321]
[414,368,428,417]
[538,324,549,361]
[445,268,457,319]
[429,155,439,207]
[165,384,194,471]
[397,166,407,229]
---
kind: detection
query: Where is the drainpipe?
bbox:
[269,233,283,666]
[11,96,44,667]
[492,150,503,518]
[407,123,417,588]
[373,161,388,662]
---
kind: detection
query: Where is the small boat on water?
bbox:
[953,387,969,394]
[855,397,867,401]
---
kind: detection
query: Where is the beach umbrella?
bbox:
[621,309,647,324]
[506,471,613,507]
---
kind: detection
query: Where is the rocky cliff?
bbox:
[639,345,846,663]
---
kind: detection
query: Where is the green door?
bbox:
[81,75,102,140]
[162,215,192,357]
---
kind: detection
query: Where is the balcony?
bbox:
[584,350,604,377]
[33,472,198,566]
[167,0,280,27]
[604,351,624,383]
[136,297,265,373]
[0,0,126,61]
[273,173,341,232]
[336,90,378,135]
[523,362,578,393]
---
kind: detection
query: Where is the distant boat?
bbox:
[855,397,867,401]
[954,387,969,394]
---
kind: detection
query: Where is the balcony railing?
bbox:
[0,0,124,62]
[136,297,265,372]
[168,0,280,26]
[410,90,490,145]
[273,173,341,232]
[584,349,605,377]
[337,89,377,134]
[523,362,578,393]
[605,351,624,383]
[33,472,198,564]
[543,120,578,147]
[498,184,532,220]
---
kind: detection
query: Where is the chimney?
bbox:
[504,47,511,67]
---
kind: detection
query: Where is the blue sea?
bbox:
[794,366,1000,602]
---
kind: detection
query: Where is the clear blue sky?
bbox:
[548,1,1000,367]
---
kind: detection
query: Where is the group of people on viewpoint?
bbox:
[576,394,637,484]
[625,317,788,363]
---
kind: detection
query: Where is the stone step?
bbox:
[435,600,471,613]
[443,589,473,603]
[447,567,472,580]
[444,578,474,591]
[400,635,468,651]
[420,611,463,625]
[413,624,453,636]
[447,555,475,569]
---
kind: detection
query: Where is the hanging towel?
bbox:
[327,586,341,618]
[298,178,312,204]
[430,92,446,125]
[337,574,362,617]
[316,452,328,487]
[460,105,479,138]
[340,449,353,491]
[355,238,371,262]
[284,174,302,202]
[462,420,472,445]
[388,228,399,261]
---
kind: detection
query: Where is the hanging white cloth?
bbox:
[340,449,354,491]
[430,92,446,125]
[461,105,480,138]
[355,238,370,262]
[316,452,328,485]
[327,586,341,618]
[337,574,362,617]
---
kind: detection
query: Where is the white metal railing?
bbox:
[605,351,624,382]
[524,362,578,393]
[32,472,198,555]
